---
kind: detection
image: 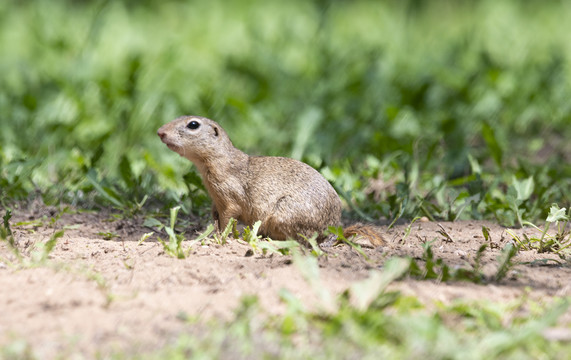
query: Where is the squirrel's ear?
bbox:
[212,126,219,137]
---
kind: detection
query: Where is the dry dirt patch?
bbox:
[1,206,570,358]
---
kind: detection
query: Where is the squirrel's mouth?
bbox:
[160,138,179,151]
[165,143,179,150]
[163,141,186,157]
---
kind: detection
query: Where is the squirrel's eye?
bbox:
[187,120,200,130]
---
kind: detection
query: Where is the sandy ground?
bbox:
[1,203,570,358]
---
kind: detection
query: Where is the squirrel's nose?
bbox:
[157,129,166,139]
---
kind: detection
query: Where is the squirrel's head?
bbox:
[157,116,233,164]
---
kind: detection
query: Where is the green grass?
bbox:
[1,0,571,226]
[507,203,571,257]
[147,257,570,360]
[1,209,64,267]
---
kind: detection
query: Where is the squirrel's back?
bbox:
[244,156,342,240]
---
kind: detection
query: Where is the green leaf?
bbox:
[512,176,534,202]
[293,251,335,312]
[183,170,206,191]
[243,221,262,244]
[214,218,237,244]
[193,223,215,243]
[481,122,503,168]
[292,107,323,160]
[546,203,567,223]
[482,226,491,242]
[350,258,410,311]
[119,155,134,188]
[328,226,369,260]
[2,210,12,236]
[165,226,177,240]
[45,230,64,256]
[143,217,163,229]
[169,206,181,229]
[467,153,482,175]
[300,232,323,257]
[86,169,124,208]
[256,239,300,255]
[137,232,154,246]
[495,243,519,282]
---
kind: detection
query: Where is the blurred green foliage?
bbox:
[1,0,571,224]
[152,261,570,360]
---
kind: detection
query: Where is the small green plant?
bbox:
[157,208,219,257]
[436,223,454,243]
[328,226,369,260]
[157,206,187,259]
[1,210,22,261]
[405,241,515,284]
[507,176,535,228]
[242,221,320,256]
[299,233,324,257]
[494,243,520,282]
[31,230,64,264]
[86,164,149,217]
[193,223,216,245]
[1,210,63,266]
[243,220,263,245]
[5,207,74,232]
[292,250,335,312]
[97,231,119,240]
[2,210,12,235]
[349,257,411,311]
[254,238,302,256]
[407,241,451,282]
[507,203,571,257]
[242,220,270,254]
[401,216,422,243]
[1,339,35,360]
[473,243,488,274]
[83,267,115,308]
[213,218,238,245]
[137,231,154,246]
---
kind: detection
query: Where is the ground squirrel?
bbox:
[157,116,384,246]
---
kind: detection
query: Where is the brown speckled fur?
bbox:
[158,115,383,246]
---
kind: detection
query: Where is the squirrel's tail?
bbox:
[343,224,385,247]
